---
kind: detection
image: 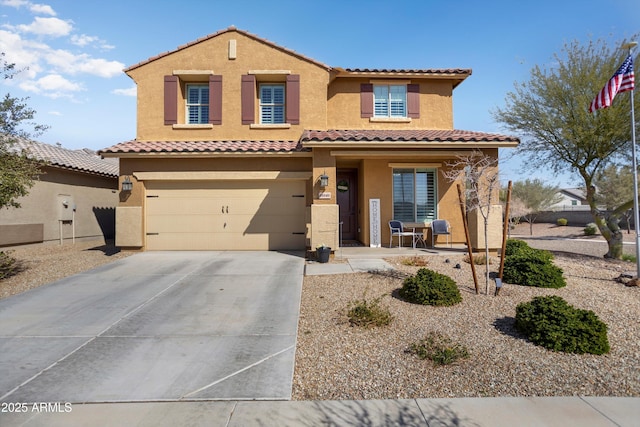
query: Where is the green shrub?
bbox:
[347,295,393,328]
[504,239,531,257]
[408,332,470,365]
[0,251,18,280]
[584,223,598,236]
[515,296,610,354]
[400,268,461,306]
[503,249,565,288]
[557,218,568,226]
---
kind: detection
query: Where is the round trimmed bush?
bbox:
[557,218,568,226]
[515,295,610,354]
[584,223,598,236]
[503,249,565,288]
[400,268,461,306]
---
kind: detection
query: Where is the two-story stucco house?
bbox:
[100,26,518,252]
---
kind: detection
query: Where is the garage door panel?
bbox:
[145,180,307,250]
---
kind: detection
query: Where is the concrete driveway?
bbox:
[0,251,304,403]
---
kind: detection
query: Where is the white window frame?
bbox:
[374,84,407,118]
[392,168,437,223]
[259,83,285,124]
[186,84,209,124]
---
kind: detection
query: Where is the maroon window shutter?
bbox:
[407,84,420,118]
[286,74,300,125]
[360,83,373,118]
[164,75,178,125]
[241,75,255,125]
[209,75,222,125]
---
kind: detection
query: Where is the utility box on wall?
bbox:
[57,194,75,221]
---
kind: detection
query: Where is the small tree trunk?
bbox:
[484,217,490,294]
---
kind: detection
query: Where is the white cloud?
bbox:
[1,0,56,16]
[48,110,62,116]
[70,34,114,51]
[19,73,84,98]
[70,34,97,47]
[29,3,55,15]
[44,49,124,78]
[16,16,72,37]
[112,86,136,97]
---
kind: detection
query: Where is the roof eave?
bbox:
[301,141,519,149]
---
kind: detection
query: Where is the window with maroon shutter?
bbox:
[241,75,256,124]
[164,75,178,125]
[360,83,373,118]
[407,84,420,118]
[286,74,300,124]
[209,75,222,125]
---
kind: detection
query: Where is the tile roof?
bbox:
[341,68,472,76]
[99,140,308,154]
[6,137,118,178]
[300,129,520,144]
[125,26,332,73]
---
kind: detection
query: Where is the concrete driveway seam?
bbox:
[0,265,205,402]
[182,344,295,399]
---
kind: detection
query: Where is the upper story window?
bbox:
[241,74,300,126]
[259,84,285,124]
[186,84,210,124]
[164,74,222,127]
[374,85,407,117]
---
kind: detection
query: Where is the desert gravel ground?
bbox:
[292,224,640,400]
[0,239,131,300]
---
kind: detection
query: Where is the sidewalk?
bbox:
[2,396,637,426]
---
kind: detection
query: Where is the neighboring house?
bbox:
[550,188,590,211]
[0,138,119,246]
[100,26,518,251]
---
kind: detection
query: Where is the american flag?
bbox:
[589,55,635,112]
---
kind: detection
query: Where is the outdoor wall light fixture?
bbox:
[319,172,329,188]
[121,176,133,192]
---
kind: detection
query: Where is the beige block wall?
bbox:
[0,167,118,245]
[310,204,339,250]
[127,30,329,142]
[468,205,504,251]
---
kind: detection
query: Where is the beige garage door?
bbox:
[145,180,307,250]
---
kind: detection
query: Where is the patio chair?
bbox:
[389,220,418,248]
[431,219,452,247]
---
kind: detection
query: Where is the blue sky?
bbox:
[0,0,638,187]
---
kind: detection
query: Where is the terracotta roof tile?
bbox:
[6,137,118,177]
[300,129,519,144]
[100,140,308,154]
[342,68,472,76]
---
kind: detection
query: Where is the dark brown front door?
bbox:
[337,169,358,241]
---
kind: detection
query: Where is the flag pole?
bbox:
[623,41,639,278]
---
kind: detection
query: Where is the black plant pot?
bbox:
[316,247,331,263]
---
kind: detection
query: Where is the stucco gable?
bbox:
[124,26,332,74]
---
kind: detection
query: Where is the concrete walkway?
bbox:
[2,396,638,426]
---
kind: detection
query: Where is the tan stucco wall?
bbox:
[327,78,455,129]
[127,30,329,142]
[0,167,117,245]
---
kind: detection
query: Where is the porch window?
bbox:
[392,168,437,223]
[259,84,285,124]
[186,84,209,124]
[374,85,407,117]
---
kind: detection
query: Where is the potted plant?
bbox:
[316,244,331,263]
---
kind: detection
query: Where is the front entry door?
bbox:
[337,169,358,241]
